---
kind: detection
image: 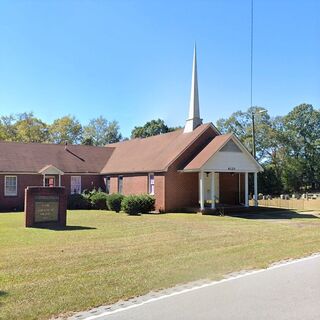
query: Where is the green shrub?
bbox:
[139,194,155,213]
[107,193,124,213]
[121,194,155,215]
[90,192,108,210]
[121,195,141,215]
[68,194,91,210]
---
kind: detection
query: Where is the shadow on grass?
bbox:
[31,225,96,231]
[226,209,319,220]
[0,291,8,306]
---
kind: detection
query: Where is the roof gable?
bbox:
[183,134,263,172]
[101,123,217,174]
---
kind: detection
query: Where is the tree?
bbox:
[0,115,17,141]
[49,116,83,144]
[216,107,286,194]
[281,104,320,191]
[131,119,177,139]
[15,112,49,143]
[216,107,283,162]
[82,116,122,146]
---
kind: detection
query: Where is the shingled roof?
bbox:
[101,123,217,174]
[0,123,218,175]
[0,142,114,173]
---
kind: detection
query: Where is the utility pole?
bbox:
[252,112,256,159]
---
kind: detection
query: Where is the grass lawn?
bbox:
[1,210,320,320]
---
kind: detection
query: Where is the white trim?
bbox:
[245,172,249,207]
[231,134,263,171]
[39,164,64,175]
[254,172,258,206]
[148,173,155,195]
[0,172,102,175]
[70,176,81,194]
[200,135,262,172]
[4,175,17,196]
[210,172,215,209]
[199,171,204,210]
[183,169,256,173]
[183,134,263,173]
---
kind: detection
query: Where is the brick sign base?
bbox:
[25,187,67,228]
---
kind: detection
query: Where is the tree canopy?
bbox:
[217,103,320,194]
[82,116,122,146]
[49,116,83,144]
[131,119,179,139]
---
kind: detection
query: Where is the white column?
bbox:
[245,172,249,207]
[43,174,45,187]
[211,172,215,209]
[58,175,61,187]
[238,173,241,204]
[199,171,205,210]
[254,172,258,207]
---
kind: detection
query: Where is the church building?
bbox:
[0,48,262,212]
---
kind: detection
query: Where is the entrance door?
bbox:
[45,176,55,187]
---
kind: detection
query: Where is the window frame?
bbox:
[44,176,55,187]
[118,176,123,194]
[148,173,155,195]
[105,176,111,194]
[4,175,17,197]
[70,176,82,194]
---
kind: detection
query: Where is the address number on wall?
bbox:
[228,167,236,171]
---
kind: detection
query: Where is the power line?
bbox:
[250,0,254,110]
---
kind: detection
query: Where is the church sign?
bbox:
[34,196,59,223]
[25,187,67,227]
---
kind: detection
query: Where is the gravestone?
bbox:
[25,187,67,227]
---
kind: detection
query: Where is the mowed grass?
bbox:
[1,210,320,320]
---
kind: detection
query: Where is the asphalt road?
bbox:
[84,254,320,320]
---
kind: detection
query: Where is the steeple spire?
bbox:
[184,44,202,133]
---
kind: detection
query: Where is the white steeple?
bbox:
[184,44,202,133]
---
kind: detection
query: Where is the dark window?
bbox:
[118,176,123,194]
[105,176,111,194]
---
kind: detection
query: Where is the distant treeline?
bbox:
[217,103,320,194]
[1,103,318,194]
[0,114,178,145]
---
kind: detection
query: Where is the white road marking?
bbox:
[81,253,320,320]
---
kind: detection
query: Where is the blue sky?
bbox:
[0,0,319,138]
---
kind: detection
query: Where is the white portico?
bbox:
[183,133,263,210]
[38,165,64,187]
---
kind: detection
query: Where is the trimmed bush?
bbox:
[121,194,155,215]
[121,195,141,215]
[107,193,124,213]
[68,194,91,210]
[139,194,155,213]
[90,192,108,210]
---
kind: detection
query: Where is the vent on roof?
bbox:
[220,140,242,153]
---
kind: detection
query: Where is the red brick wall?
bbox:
[0,174,102,212]
[101,173,165,211]
[164,126,218,211]
[154,173,165,211]
[61,175,101,194]
[219,172,244,205]
[0,174,42,212]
